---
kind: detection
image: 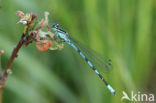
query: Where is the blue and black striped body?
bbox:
[51,24,116,95]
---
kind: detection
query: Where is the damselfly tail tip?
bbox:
[113,91,116,96]
[107,84,116,96]
[110,90,116,96]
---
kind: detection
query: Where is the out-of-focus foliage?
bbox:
[0,0,156,103]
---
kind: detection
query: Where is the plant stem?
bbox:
[0,34,26,103]
[0,34,25,87]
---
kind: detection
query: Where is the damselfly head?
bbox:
[52,23,60,29]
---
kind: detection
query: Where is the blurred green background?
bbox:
[0,0,156,103]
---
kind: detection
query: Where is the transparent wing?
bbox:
[68,36,113,72]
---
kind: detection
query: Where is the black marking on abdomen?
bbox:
[69,41,109,89]
[84,57,88,62]
[98,74,108,86]
[77,49,81,53]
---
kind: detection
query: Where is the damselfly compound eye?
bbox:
[52,23,59,28]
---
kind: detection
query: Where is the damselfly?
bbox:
[50,23,116,95]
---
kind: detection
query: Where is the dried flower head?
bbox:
[16,11,32,24]
[16,11,25,18]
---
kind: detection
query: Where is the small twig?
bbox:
[0,34,25,88]
[0,34,27,103]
